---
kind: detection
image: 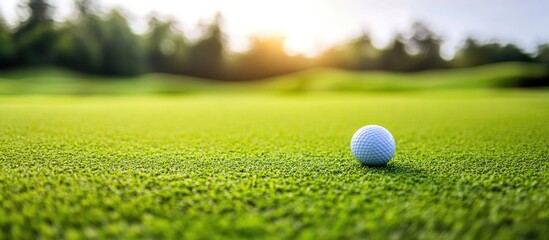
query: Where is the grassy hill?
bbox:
[0,62,547,95]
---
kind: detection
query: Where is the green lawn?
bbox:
[0,62,547,94]
[1,92,548,239]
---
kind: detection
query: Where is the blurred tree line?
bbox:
[0,0,548,80]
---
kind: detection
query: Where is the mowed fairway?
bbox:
[0,92,548,239]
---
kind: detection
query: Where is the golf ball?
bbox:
[351,125,396,166]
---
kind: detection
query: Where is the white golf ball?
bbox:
[351,125,396,166]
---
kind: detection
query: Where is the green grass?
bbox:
[0,91,548,239]
[0,62,547,95]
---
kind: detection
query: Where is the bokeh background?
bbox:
[0,0,548,93]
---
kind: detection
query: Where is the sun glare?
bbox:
[219,0,352,56]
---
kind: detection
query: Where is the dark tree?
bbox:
[101,10,147,75]
[537,44,549,63]
[65,0,104,73]
[187,13,225,79]
[27,0,51,22]
[377,36,413,71]
[76,0,95,15]
[407,23,446,70]
[0,14,15,68]
[350,33,380,70]
[495,44,533,63]
[12,0,58,66]
[453,38,533,67]
[146,17,189,74]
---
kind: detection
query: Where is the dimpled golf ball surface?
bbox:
[351,125,396,166]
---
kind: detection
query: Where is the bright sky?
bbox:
[1,0,548,57]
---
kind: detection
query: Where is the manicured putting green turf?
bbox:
[0,92,548,239]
